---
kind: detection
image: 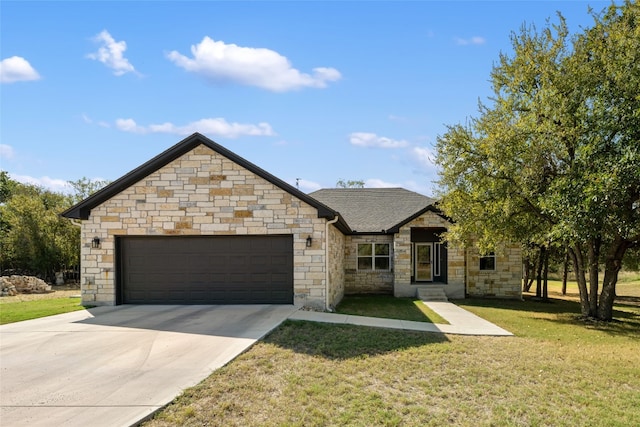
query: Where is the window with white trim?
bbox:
[479,252,496,271]
[357,243,390,270]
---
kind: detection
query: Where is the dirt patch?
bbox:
[0,284,81,303]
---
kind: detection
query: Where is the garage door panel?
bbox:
[121,236,293,304]
[209,273,228,284]
[271,273,289,283]
[250,273,268,283]
[169,290,187,299]
[227,256,248,268]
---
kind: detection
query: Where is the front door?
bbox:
[415,243,433,281]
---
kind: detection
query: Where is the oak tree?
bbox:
[435,1,639,320]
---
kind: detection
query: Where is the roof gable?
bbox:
[309,188,445,233]
[61,133,345,230]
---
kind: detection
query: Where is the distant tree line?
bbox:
[0,172,108,282]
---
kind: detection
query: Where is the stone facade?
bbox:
[343,234,394,294]
[74,138,523,309]
[326,223,345,309]
[393,211,466,299]
[466,244,523,298]
[80,144,329,309]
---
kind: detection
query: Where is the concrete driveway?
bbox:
[0,304,298,427]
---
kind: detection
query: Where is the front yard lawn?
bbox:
[145,290,640,426]
[0,297,84,325]
[336,295,449,324]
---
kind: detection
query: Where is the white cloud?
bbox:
[403,180,434,196]
[167,36,341,92]
[349,132,409,149]
[365,178,432,196]
[115,118,147,133]
[115,117,275,139]
[411,146,435,168]
[1,144,15,160]
[454,36,486,46]
[81,113,110,128]
[365,178,401,188]
[0,56,41,83]
[10,173,73,194]
[87,30,137,76]
[294,178,322,193]
[388,114,409,123]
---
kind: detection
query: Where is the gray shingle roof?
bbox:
[309,188,437,233]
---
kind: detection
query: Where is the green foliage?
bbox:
[0,181,79,277]
[435,1,640,319]
[67,177,110,204]
[336,178,365,188]
[0,171,18,204]
[0,174,108,279]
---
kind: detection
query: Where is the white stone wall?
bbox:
[343,234,394,294]
[466,243,522,299]
[393,211,466,299]
[327,223,345,309]
[80,144,328,309]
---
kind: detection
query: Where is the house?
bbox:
[62,133,522,309]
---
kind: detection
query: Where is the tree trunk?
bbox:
[597,236,630,321]
[535,246,545,299]
[562,247,569,295]
[523,254,536,292]
[587,237,601,318]
[523,258,531,292]
[568,244,590,318]
[542,247,549,301]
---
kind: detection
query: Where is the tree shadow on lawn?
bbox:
[265,319,450,360]
[535,311,640,338]
[336,294,445,323]
[614,295,640,308]
[460,297,640,338]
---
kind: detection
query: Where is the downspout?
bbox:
[325,216,339,311]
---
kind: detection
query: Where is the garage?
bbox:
[118,235,293,304]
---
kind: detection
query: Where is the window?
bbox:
[479,252,496,271]
[357,243,390,270]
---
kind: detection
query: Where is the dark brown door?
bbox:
[119,236,293,304]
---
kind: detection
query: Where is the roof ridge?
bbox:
[61,133,350,234]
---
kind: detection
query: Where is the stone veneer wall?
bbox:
[466,243,522,298]
[80,144,328,309]
[393,212,466,299]
[343,234,394,294]
[326,223,345,309]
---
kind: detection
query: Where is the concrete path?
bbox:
[288,301,513,336]
[0,304,298,427]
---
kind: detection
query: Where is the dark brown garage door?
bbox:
[118,235,293,304]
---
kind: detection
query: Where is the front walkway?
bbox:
[288,301,513,336]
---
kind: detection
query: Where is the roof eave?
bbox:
[60,133,342,222]
[387,204,451,234]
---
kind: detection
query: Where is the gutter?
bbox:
[325,216,339,311]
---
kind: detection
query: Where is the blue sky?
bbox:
[1,1,610,196]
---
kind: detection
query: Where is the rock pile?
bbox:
[0,276,53,296]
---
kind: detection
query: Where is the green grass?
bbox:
[546,270,640,298]
[0,297,84,325]
[336,295,449,324]
[145,283,640,427]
